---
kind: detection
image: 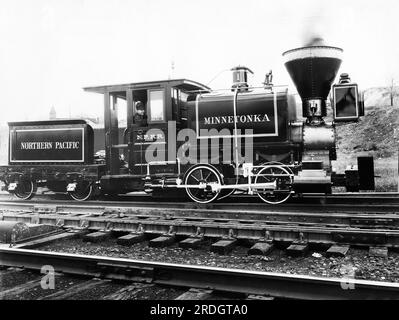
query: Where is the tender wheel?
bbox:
[69,181,93,201]
[184,165,222,204]
[255,165,292,205]
[14,180,37,200]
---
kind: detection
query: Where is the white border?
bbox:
[283,46,343,63]
[195,91,279,139]
[10,127,85,163]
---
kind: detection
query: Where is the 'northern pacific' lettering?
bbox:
[20,142,53,150]
[55,141,79,149]
[20,141,79,150]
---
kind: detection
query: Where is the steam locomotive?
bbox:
[0,43,374,204]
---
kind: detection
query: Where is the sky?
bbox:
[0,0,398,124]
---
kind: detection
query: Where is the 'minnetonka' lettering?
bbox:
[203,114,270,125]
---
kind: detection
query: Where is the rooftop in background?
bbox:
[84,79,211,94]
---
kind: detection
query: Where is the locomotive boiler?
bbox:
[0,42,373,204]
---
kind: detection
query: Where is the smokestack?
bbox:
[282,44,343,122]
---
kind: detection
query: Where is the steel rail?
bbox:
[1,199,399,215]
[1,191,399,206]
[0,247,398,300]
[1,197,399,214]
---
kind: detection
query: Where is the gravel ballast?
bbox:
[38,238,399,283]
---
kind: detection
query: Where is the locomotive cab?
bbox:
[84,79,210,195]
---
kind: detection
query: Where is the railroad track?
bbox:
[1,198,399,249]
[1,246,399,300]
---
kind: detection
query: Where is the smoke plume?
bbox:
[301,5,329,47]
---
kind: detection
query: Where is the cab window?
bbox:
[148,89,165,122]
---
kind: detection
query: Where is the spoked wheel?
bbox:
[69,181,94,201]
[184,165,222,204]
[254,165,293,205]
[14,180,37,200]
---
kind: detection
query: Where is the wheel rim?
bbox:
[255,165,292,204]
[69,182,93,201]
[14,180,36,200]
[184,165,221,204]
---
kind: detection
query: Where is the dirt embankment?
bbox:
[336,104,399,159]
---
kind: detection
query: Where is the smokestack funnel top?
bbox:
[282,45,343,63]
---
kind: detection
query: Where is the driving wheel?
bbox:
[255,165,292,204]
[184,165,222,204]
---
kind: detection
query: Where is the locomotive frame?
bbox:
[83,78,301,204]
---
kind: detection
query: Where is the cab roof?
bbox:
[84,79,211,94]
[8,119,88,127]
